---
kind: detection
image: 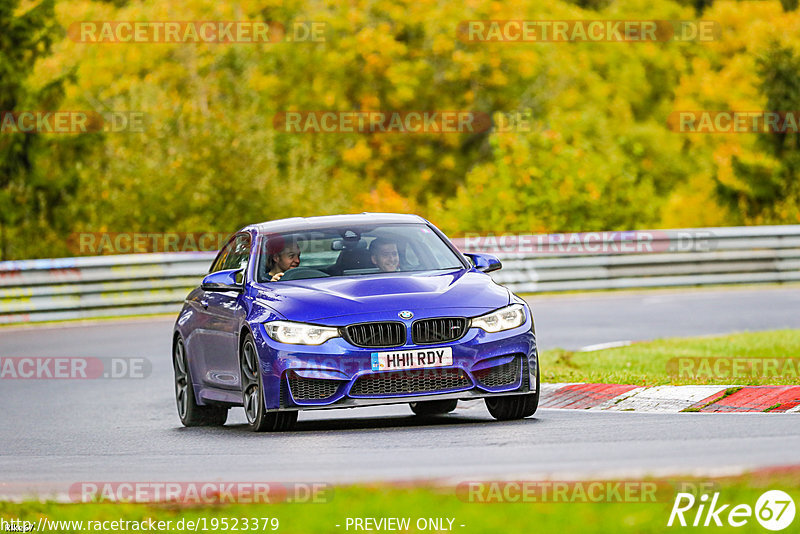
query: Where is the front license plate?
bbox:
[371,347,453,371]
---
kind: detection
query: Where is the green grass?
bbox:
[2,470,799,533]
[540,329,800,386]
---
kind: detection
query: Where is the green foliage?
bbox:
[716,43,800,223]
[1,0,800,259]
[0,0,95,260]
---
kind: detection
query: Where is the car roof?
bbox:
[246,213,429,234]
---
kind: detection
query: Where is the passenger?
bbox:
[369,238,400,272]
[265,236,300,281]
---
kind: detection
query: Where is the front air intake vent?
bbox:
[474,356,522,389]
[412,317,468,345]
[349,368,472,397]
[343,322,406,348]
[287,371,342,401]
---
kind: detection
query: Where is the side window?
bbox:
[210,236,237,273]
[222,233,252,272]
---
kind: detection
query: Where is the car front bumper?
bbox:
[252,316,538,411]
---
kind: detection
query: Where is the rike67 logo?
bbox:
[668,490,795,530]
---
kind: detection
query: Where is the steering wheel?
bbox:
[278,267,331,281]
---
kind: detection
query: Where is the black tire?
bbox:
[173,336,228,427]
[409,399,458,416]
[484,362,540,421]
[240,333,298,432]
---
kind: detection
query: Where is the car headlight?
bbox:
[470,304,526,333]
[264,321,340,345]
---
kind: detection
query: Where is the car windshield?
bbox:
[256,223,465,283]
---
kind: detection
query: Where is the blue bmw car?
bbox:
[172,213,539,431]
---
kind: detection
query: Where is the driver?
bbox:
[265,236,300,281]
[369,238,400,272]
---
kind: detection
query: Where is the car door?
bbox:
[195,233,251,390]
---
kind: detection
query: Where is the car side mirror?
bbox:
[464,253,502,273]
[201,268,244,292]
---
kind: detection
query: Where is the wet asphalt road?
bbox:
[1,286,799,497]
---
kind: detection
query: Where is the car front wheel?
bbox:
[240,333,297,432]
[484,364,540,421]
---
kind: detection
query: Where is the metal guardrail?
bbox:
[469,226,800,292]
[0,253,216,324]
[1,226,799,324]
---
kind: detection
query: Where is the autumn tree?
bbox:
[0,0,92,259]
[718,43,800,223]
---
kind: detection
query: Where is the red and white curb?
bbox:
[540,383,800,413]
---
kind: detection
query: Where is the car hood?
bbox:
[252,270,510,322]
